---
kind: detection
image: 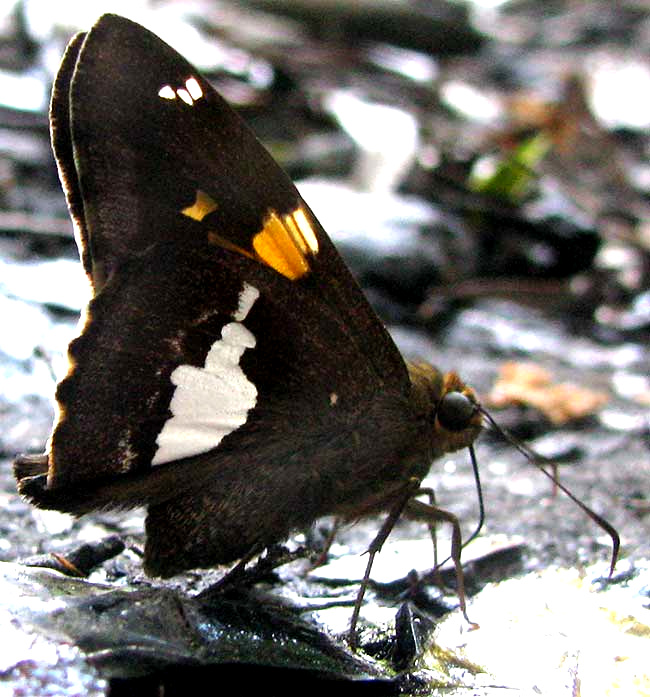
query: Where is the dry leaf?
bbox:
[486,361,609,425]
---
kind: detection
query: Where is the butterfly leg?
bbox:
[348,477,421,649]
[208,541,266,592]
[411,486,442,586]
[404,495,478,628]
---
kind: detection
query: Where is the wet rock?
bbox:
[0,561,392,695]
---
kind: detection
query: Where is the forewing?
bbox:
[31,15,411,506]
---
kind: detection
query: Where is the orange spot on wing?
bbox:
[252,207,319,280]
[203,203,320,281]
[182,190,218,222]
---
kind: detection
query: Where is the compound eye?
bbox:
[437,391,476,431]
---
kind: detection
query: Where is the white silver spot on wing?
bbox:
[152,283,260,465]
[233,283,260,321]
[158,85,175,100]
[158,76,204,105]
[185,77,203,101]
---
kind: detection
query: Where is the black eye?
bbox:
[437,391,476,431]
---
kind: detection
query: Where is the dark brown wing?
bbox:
[16,14,413,520]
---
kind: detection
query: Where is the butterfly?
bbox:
[19,13,596,647]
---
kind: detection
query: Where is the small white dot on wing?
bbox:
[233,283,260,321]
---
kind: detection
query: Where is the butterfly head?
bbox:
[407,362,483,460]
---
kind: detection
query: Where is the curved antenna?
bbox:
[479,407,620,578]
